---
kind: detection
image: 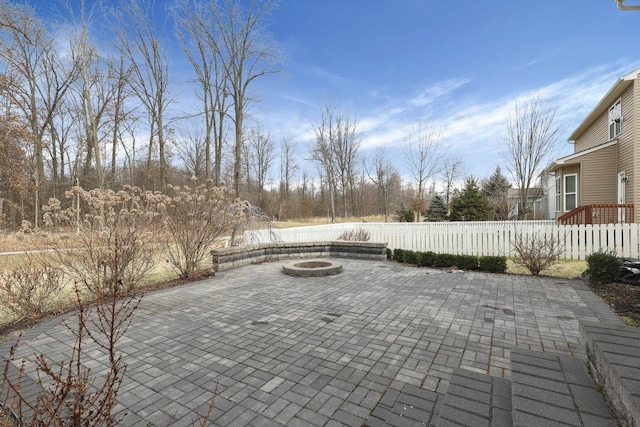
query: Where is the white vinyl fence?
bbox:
[245,221,640,260]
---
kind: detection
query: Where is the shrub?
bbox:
[386,248,393,259]
[0,259,64,318]
[417,251,437,267]
[163,181,243,278]
[43,185,164,294]
[455,255,479,271]
[393,248,404,262]
[479,256,508,273]
[337,227,371,241]
[585,249,622,285]
[403,250,418,265]
[435,253,457,268]
[512,231,564,275]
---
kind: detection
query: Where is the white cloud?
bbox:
[254,61,638,181]
[409,78,472,107]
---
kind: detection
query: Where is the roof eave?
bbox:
[567,68,640,142]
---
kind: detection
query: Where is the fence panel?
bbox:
[246,221,640,259]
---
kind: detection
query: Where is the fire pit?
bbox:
[282,259,343,277]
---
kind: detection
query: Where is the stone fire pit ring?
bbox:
[282,259,343,277]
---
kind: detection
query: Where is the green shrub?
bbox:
[386,248,393,259]
[478,256,507,273]
[585,249,622,285]
[403,250,418,265]
[416,251,437,267]
[455,255,479,271]
[393,248,404,262]
[435,253,457,268]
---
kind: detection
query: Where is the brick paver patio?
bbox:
[1,258,618,426]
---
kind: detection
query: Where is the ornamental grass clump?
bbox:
[337,227,370,241]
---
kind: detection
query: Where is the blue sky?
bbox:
[245,0,640,184]
[24,0,640,186]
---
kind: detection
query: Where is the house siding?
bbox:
[574,110,608,152]
[550,69,640,223]
[634,79,640,222]
[574,84,635,153]
[578,145,618,205]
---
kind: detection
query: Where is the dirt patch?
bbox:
[589,281,640,326]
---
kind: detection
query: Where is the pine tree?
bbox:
[482,166,512,220]
[449,177,493,221]
[425,194,448,221]
[395,202,414,222]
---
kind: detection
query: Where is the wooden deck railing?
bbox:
[558,204,634,225]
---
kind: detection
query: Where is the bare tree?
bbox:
[0,1,78,225]
[310,105,362,222]
[106,55,134,184]
[275,137,298,219]
[69,24,133,191]
[173,0,231,185]
[246,126,274,209]
[502,96,558,219]
[331,112,360,218]
[402,121,443,222]
[0,114,31,227]
[440,157,462,207]
[367,147,399,222]
[114,0,173,192]
[70,2,107,189]
[177,126,207,179]
[279,136,298,196]
[311,106,337,221]
[212,0,280,197]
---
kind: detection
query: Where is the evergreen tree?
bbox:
[425,194,448,221]
[449,177,493,221]
[483,166,511,197]
[395,202,414,222]
[482,166,512,220]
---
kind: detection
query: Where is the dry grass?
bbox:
[0,250,181,328]
[0,229,85,253]
[273,215,387,229]
[507,258,586,279]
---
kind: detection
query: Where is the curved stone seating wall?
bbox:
[211,241,387,272]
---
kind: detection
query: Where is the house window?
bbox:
[564,174,577,211]
[555,176,561,211]
[608,99,622,139]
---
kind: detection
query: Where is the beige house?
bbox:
[544,67,640,224]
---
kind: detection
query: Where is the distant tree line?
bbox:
[0,0,558,229]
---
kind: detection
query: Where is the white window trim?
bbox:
[555,176,561,212]
[608,98,622,140]
[564,174,577,212]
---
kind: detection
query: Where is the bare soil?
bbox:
[589,281,640,326]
